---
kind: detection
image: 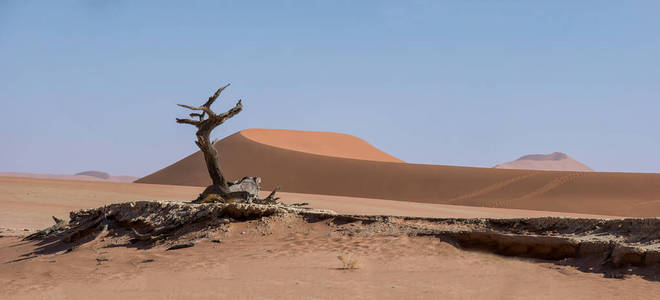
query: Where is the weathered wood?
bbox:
[177,84,279,204]
[176,84,242,198]
[254,186,281,204]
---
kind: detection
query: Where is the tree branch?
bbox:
[209,100,242,124]
[190,113,205,121]
[176,118,200,126]
[177,104,215,117]
[203,83,231,108]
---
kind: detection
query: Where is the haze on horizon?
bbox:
[1,1,659,176]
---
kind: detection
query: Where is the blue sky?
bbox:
[1,1,659,176]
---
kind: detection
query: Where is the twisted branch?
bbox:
[203,83,231,108]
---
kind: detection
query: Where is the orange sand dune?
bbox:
[137,129,660,217]
[241,128,403,162]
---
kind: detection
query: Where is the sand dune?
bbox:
[495,152,594,172]
[241,128,403,162]
[137,129,660,217]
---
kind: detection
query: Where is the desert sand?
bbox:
[0,176,612,232]
[494,152,594,172]
[137,129,660,217]
[1,176,659,299]
[2,220,659,300]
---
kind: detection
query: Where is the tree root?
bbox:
[25,216,68,240]
[253,186,281,205]
[193,178,281,205]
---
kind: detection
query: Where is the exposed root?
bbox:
[24,201,330,252]
[253,186,281,205]
[192,177,282,205]
[25,216,68,240]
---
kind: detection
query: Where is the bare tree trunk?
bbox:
[196,131,227,189]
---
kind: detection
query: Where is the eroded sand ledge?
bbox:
[19,201,660,280]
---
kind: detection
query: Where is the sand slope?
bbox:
[495,152,594,172]
[137,129,660,217]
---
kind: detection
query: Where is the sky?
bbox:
[1,0,659,176]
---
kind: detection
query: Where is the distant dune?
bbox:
[137,128,660,217]
[74,170,111,180]
[0,171,137,183]
[494,152,593,172]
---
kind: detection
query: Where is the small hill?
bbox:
[494,152,593,172]
[0,172,137,183]
[75,170,111,180]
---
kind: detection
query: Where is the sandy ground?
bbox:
[137,129,660,217]
[2,215,659,300]
[278,192,616,219]
[1,176,657,299]
[0,176,614,232]
[0,177,201,231]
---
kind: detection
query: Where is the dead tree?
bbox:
[175,84,255,202]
